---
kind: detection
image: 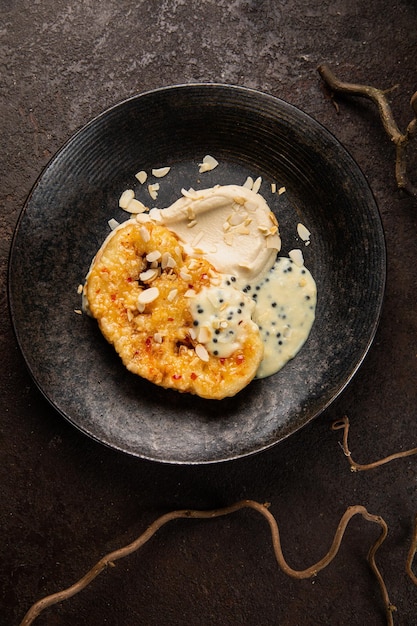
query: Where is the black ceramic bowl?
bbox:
[8,84,386,464]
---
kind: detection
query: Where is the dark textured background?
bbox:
[1,1,417,624]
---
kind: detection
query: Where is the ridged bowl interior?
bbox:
[8,84,386,463]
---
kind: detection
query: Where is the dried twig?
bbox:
[317,62,417,198]
[332,416,417,472]
[406,514,417,587]
[19,499,394,625]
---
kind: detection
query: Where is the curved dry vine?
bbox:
[332,416,417,590]
[332,416,417,472]
[317,63,417,198]
[19,499,394,626]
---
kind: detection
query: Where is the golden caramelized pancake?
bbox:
[85,219,263,399]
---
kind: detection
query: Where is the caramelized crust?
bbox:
[85,220,263,399]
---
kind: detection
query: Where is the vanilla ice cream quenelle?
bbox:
[149,184,317,378]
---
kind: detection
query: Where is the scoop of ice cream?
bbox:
[154,184,281,288]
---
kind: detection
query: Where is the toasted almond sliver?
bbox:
[152,166,171,178]
[148,183,160,200]
[137,287,159,304]
[140,269,158,282]
[195,343,210,362]
[289,248,304,267]
[135,170,147,184]
[252,176,262,193]
[167,288,178,302]
[278,186,286,195]
[139,226,151,242]
[198,155,219,173]
[180,270,192,281]
[146,250,161,262]
[198,326,212,343]
[119,189,135,209]
[108,218,120,230]
[297,222,311,241]
[126,198,147,214]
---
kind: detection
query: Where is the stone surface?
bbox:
[1,1,417,624]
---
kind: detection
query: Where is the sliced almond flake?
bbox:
[195,343,210,362]
[137,302,146,313]
[236,225,250,235]
[252,176,262,193]
[136,213,151,224]
[152,166,171,178]
[289,248,304,267]
[161,252,177,269]
[74,309,82,315]
[148,183,160,200]
[126,198,147,214]
[108,218,120,230]
[180,269,192,281]
[266,233,281,249]
[184,289,196,298]
[186,206,196,220]
[243,176,254,189]
[139,226,151,242]
[198,326,212,343]
[119,189,135,209]
[233,196,245,205]
[146,250,161,262]
[228,212,246,226]
[297,222,311,242]
[188,259,199,270]
[140,268,158,282]
[181,187,198,199]
[198,154,219,173]
[188,327,197,340]
[245,200,258,211]
[138,286,160,304]
[167,288,178,302]
[271,182,277,193]
[149,207,162,221]
[269,212,278,226]
[77,283,84,295]
[278,186,286,195]
[135,170,147,184]
[192,231,204,247]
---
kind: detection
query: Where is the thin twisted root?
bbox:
[19,499,394,625]
[317,63,417,198]
[332,416,417,590]
[406,514,417,587]
[332,416,417,472]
